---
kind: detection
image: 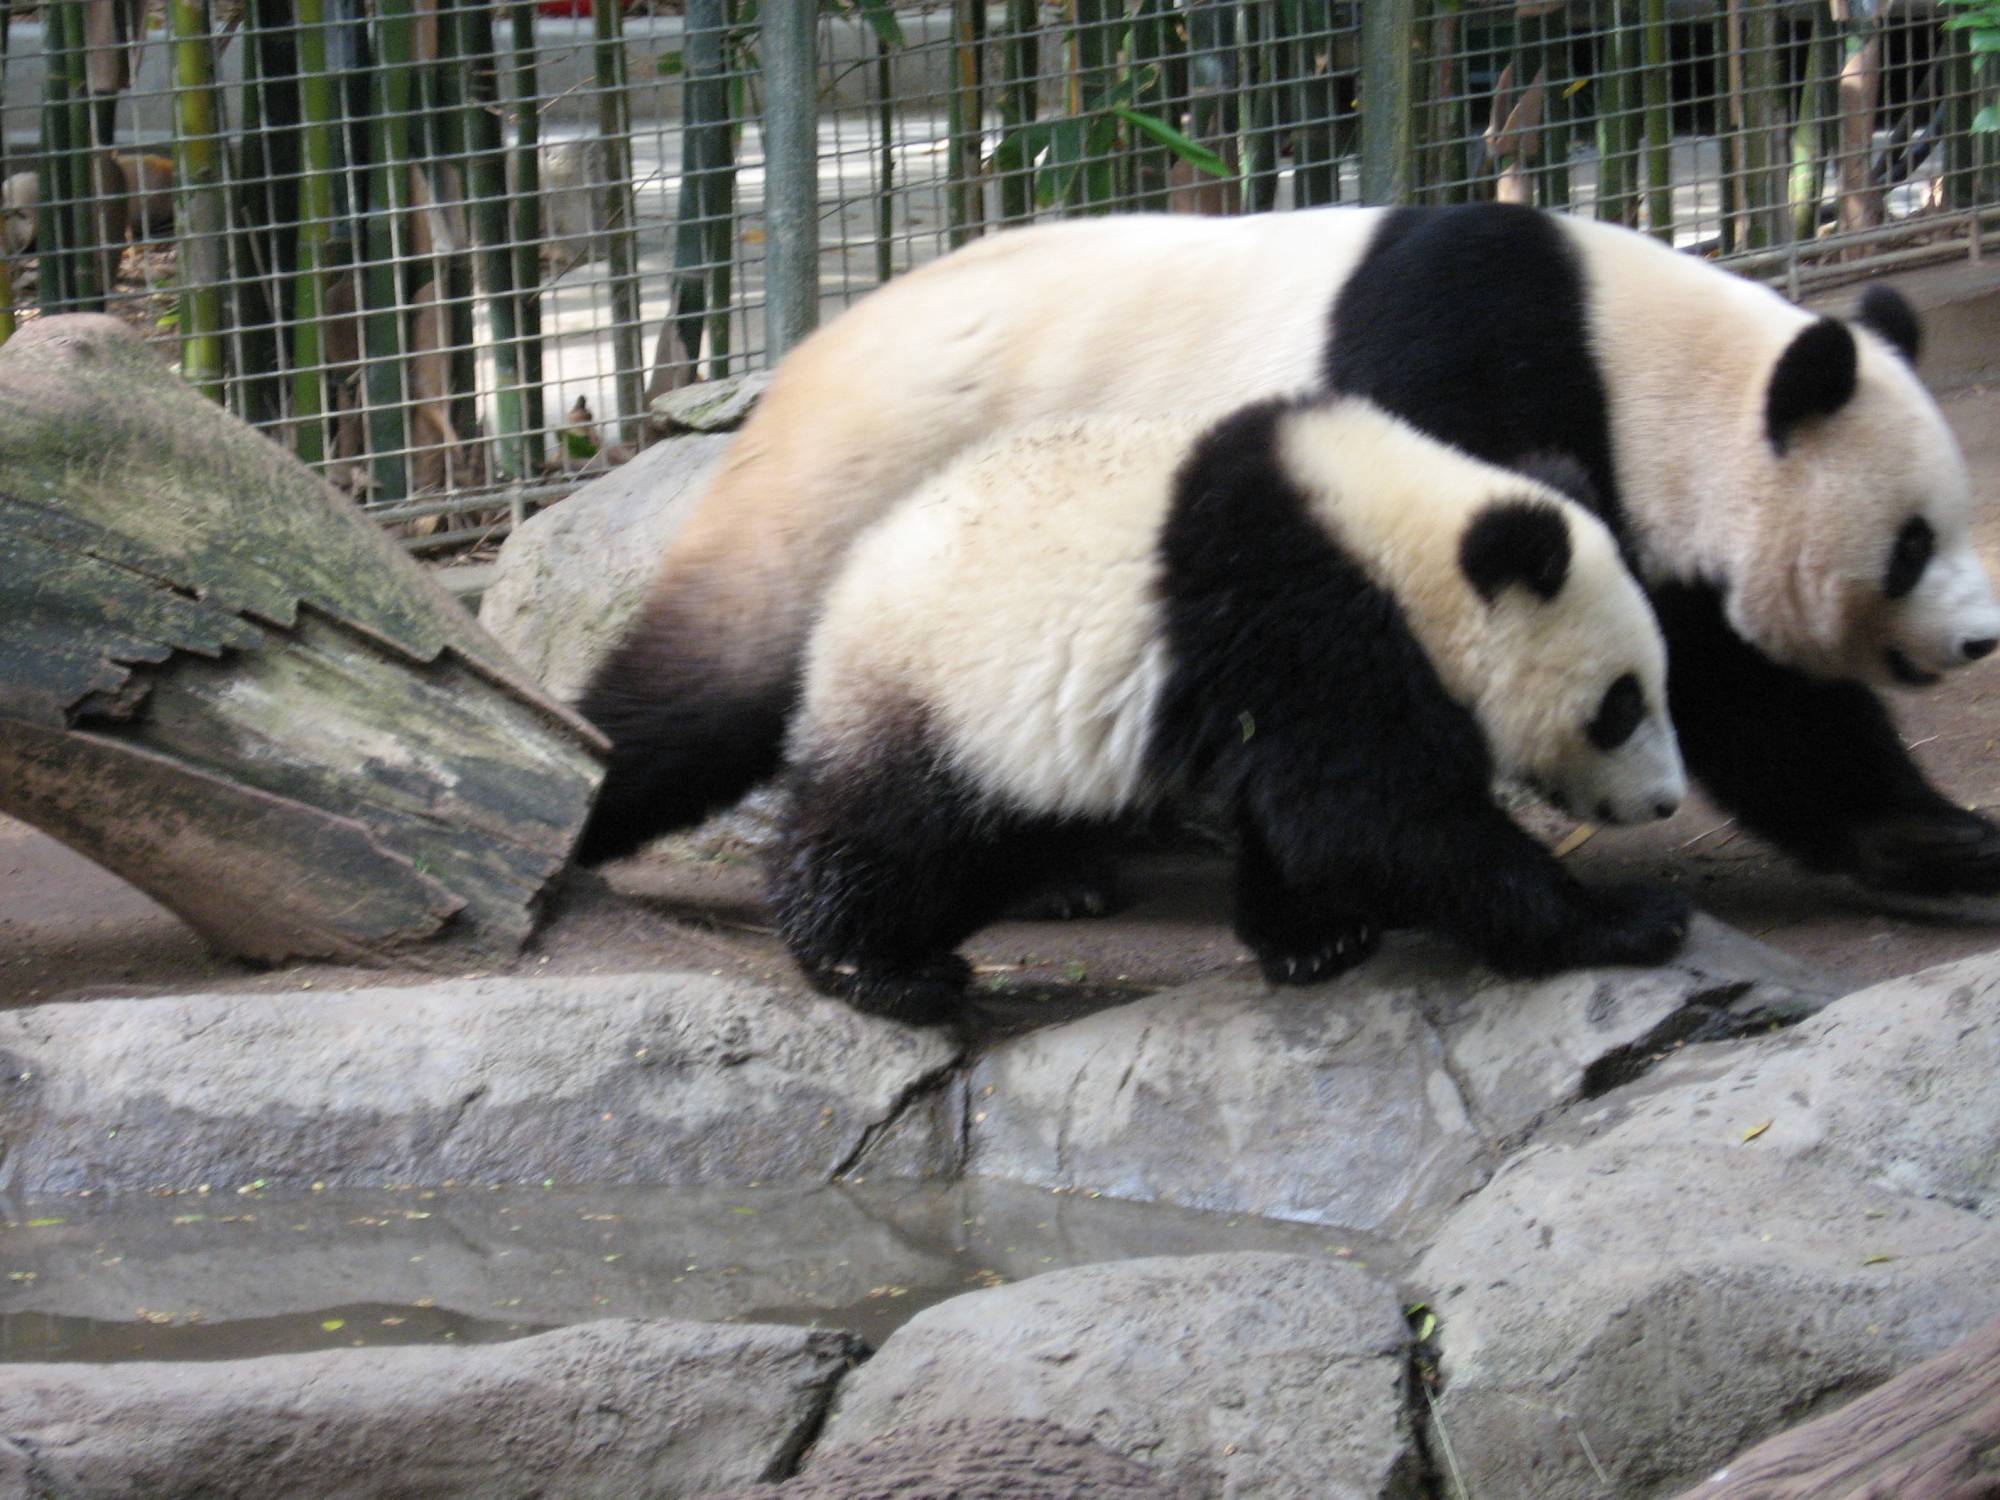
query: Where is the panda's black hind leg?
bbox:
[767,735,1075,1027]
[1654,582,2000,898]
[1232,817,1382,986]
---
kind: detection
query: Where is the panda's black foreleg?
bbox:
[1231,813,1380,984]
[1653,582,2000,897]
[1242,774,1689,979]
[1384,801,1692,977]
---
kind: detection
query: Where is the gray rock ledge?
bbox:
[0,1317,862,1500]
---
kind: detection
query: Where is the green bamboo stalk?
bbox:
[508,1,545,450]
[1726,0,1781,251]
[361,0,414,499]
[1239,0,1281,213]
[671,0,732,380]
[1287,0,1335,208]
[291,0,338,466]
[0,256,14,347]
[170,0,226,398]
[1127,0,1172,210]
[35,6,75,311]
[430,0,479,449]
[997,0,1039,224]
[1790,10,1833,241]
[1597,1,1640,226]
[57,1,105,307]
[1641,0,1674,241]
[947,0,984,245]
[463,0,526,483]
[591,0,644,446]
[233,0,300,427]
[1072,0,1117,211]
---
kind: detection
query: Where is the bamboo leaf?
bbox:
[1111,105,1230,178]
[990,120,1055,176]
[844,0,904,50]
[1035,117,1088,208]
[1975,103,2000,133]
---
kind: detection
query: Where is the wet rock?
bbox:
[0,972,960,1196]
[1413,1139,2000,1500]
[966,919,1835,1236]
[700,1417,1197,1499]
[818,1252,1422,1500]
[478,433,731,700]
[1567,947,2000,1216]
[0,1318,860,1499]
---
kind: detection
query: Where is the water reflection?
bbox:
[0,1177,1397,1361]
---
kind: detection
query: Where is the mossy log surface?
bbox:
[1673,1313,2000,1500]
[0,315,606,963]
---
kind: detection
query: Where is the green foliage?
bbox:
[1942,0,2000,131]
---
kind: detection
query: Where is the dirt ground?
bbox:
[7,385,2000,1011]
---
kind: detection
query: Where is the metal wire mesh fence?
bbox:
[3,0,1997,557]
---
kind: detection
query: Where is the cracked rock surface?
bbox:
[817,1253,1423,1500]
[0,972,961,1195]
[0,1318,861,1500]
[966,916,1834,1239]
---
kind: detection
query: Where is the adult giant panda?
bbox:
[579,202,2000,898]
[769,398,1689,1023]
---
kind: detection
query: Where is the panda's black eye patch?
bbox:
[1884,516,1934,600]
[1588,673,1645,751]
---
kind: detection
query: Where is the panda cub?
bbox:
[769,397,1690,1024]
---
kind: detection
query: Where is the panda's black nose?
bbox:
[1964,637,1997,661]
[1655,799,1680,820]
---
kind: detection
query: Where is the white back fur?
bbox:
[798,403,1684,826]
[674,206,1996,694]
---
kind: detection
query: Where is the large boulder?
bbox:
[1414,1140,2000,1497]
[478,433,732,700]
[1568,947,2000,1216]
[817,1252,1422,1500]
[0,971,961,1195]
[966,919,1836,1237]
[0,1318,861,1499]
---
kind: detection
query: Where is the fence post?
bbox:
[1359,0,1413,205]
[762,4,819,360]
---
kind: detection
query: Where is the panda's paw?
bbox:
[1252,922,1380,987]
[1585,883,1693,968]
[1853,808,2000,898]
[830,954,974,1028]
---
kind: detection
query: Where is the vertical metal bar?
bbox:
[762,0,819,359]
[1360,0,1413,205]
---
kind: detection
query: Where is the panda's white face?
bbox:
[1729,343,2000,688]
[1279,407,1685,829]
[1465,505,1687,827]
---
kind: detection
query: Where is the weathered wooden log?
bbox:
[0,315,605,963]
[1674,1315,2000,1500]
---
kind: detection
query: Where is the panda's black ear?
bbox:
[1765,317,1857,456]
[1855,283,1921,365]
[1508,450,1598,512]
[1461,500,1572,603]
